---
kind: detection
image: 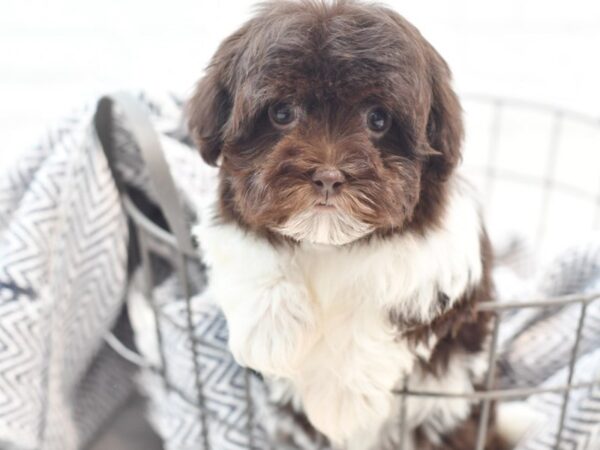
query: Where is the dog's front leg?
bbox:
[196,222,318,377]
[220,274,318,377]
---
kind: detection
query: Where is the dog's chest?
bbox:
[285,244,480,447]
[197,186,485,446]
[294,244,411,364]
[292,239,444,340]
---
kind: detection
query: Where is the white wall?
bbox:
[1,0,599,168]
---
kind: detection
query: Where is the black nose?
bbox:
[312,168,346,197]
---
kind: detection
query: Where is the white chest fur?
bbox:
[194,185,486,448]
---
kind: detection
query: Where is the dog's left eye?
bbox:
[269,102,296,127]
[366,106,391,134]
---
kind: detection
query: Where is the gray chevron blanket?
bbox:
[0,103,135,449]
[0,92,598,450]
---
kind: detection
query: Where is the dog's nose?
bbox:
[312,168,346,197]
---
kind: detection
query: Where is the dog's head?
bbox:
[188,0,463,245]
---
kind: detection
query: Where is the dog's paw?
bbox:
[302,382,393,447]
[226,279,318,377]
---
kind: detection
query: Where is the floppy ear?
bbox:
[187,73,232,166]
[425,52,464,179]
[380,7,463,176]
[187,23,253,166]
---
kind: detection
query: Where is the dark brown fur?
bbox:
[406,231,507,450]
[187,1,502,448]
[415,402,509,450]
[403,231,495,375]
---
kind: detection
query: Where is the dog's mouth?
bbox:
[315,201,336,211]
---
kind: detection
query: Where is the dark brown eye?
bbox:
[366,106,391,133]
[269,102,296,127]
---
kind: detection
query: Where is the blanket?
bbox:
[0,104,134,449]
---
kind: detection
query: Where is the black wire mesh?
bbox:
[106,96,600,450]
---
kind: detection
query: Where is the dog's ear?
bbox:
[187,25,250,166]
[424,50,464,179]
[187,73,232,166]
[379,7,463,178]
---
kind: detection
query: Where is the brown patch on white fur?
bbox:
[402,230,495,375]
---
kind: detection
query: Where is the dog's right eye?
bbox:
[366,106,391,134]
[268,102,296,128]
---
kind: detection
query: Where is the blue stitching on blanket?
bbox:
[0,279,36,301]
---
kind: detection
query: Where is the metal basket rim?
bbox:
[109,96,600,450]
[461,93,600,126]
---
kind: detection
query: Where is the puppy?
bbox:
[188,1,506,449]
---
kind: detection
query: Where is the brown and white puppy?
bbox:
[188,1,506,449]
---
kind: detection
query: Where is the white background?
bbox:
[1,0,599,168]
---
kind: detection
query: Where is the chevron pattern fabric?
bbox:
[520,348,600,450]
[0,107,133,449]
[499,237,600,450]
[139,292,269,450]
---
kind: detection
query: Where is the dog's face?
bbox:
[189,0,463,245]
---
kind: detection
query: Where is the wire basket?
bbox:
[103,94,600,450]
